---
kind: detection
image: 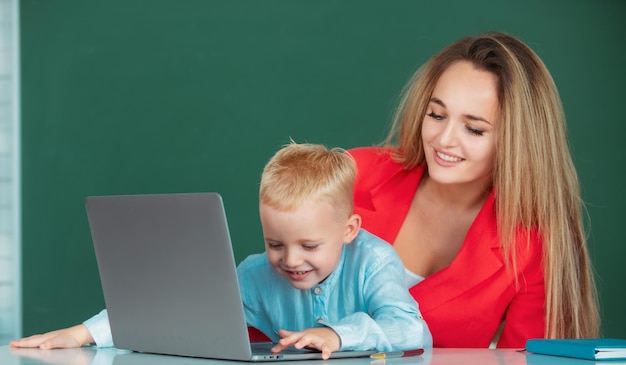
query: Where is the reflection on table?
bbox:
[3,346,626,365]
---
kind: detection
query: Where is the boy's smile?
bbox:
[283,269,313,281]
[260,199,359,290]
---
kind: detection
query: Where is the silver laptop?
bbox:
[85,192,376,361]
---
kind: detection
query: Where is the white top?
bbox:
[404,267,424,288]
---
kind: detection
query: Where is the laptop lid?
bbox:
[85,192,376,361]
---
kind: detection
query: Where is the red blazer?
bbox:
[349,147,545,348]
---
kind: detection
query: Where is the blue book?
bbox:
[526,338,626,361]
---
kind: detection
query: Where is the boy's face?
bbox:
[260,199,360,290]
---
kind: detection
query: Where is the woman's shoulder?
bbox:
[513,227,544,264]
[347,146,393,166]
[348,146,408,182]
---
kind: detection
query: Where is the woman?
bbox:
[350,31,599,348]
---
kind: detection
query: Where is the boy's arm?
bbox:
[9,324,94,349]
[82,309,114,347]
[324,250,432,352]
[10,309,113,349]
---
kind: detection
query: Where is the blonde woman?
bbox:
[350,31,599,348]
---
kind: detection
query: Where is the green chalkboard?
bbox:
[20,0,626,339]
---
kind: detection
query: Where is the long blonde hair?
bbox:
[385,32,599,339]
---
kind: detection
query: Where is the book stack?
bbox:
[526,338,626,361]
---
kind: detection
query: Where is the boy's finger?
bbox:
[277,329,292,338]
[272,337,299,353]
[322,346,331,360]
[10,336,45,348]
[278,335,298,346]
[39,341,54,350]
[294,334,316,349]
[270,344,284,353]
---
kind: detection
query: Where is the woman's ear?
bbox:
[343,213,362,244]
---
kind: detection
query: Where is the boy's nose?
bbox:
[282,249,303,268]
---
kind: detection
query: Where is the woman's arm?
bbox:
[497,233,546,347]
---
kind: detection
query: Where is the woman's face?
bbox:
[421,60,498,188]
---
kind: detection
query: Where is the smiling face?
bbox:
[422,60,499,188]
[260,198,360,290]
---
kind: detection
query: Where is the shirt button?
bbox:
[317,317,324,323]
[314,286,322,295]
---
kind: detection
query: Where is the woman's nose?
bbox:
[438,120,458,147]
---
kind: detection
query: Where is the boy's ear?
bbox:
[343,213,362,244]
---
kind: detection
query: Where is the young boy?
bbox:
[11,142,432,359]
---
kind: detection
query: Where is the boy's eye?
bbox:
[427,111,444,120]
[466,125,485,136]
[266,242,283,250]
[302,245,319,251]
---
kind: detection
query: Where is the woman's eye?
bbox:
[427,111,444,120]
[466,125,484,136]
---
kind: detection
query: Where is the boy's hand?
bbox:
[271,328,340,360]
[9,324,94,350]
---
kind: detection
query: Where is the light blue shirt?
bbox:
[84,229,431,351]
[239,229,431,351]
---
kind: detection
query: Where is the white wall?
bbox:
[0,0,19,345]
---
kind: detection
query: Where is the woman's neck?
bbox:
[419,171,492,213]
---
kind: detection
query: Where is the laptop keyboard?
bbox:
[251,342,320,354]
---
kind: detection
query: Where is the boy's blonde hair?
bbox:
[260,142,356,220]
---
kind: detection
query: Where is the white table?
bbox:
[2,346,624,365]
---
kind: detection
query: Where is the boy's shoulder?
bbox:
[349,229,399,260]
[344,229,404,278]
[237,252,273,276]
[352,227,392,245]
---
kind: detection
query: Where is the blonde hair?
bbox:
[260,141,356,220]
[386,32,599,339]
